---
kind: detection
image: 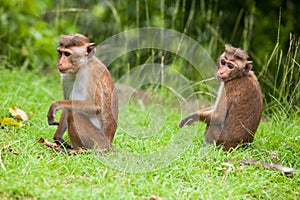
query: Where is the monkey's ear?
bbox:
[86,43,96,57]
[243,61,253,75]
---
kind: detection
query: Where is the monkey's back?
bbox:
[92,59,118,143]
[217,72,263,149]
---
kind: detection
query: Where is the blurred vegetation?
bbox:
[0,0,299,112]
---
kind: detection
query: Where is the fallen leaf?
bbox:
[149,195,165,200]
[38,138,88,156]
[68,149,84,156]
[0,118,23,127]
[38,137,63,152]
[10,121,24,127]
[38,137,59,148]
[9,107,29,121]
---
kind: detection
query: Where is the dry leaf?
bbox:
[38,137,62,152]
[149,195,165,200]
[9,107,29,121]
[38,138,87,156]
[0,117,23,127]
[68,149,84,156]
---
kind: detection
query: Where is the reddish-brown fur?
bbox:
[59,34,89,48]
[179,44,262,150]
[47,34,118,150]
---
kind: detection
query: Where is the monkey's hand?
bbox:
[178,112,199,128]
[47,102,60,126]
[47,114,59,126]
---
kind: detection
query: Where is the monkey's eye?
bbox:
[57,50,62,56]
[227,64,234,69]
[220,59,226,66]
[63,52,71,57]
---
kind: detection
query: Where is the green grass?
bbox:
[0,68,299,200]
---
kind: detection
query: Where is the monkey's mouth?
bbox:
[58,67,73,74]
[58,69,68,74]
[216,75,224,82]
[217,76,232,83]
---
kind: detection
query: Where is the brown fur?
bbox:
[59,34,90,48]
[179,45,262,150]
[224,44,248,60]
[47,34,118,150]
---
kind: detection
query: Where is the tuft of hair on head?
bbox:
[59,33,90,48]
[225,44,249,60]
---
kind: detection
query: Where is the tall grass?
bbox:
[1,0,299,113]
[256,34,300,114]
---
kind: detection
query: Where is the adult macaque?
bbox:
[179,44,263,150]
[47,33,118,151]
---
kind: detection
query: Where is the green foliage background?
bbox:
[0,0,299,112]
[0,1,299,199]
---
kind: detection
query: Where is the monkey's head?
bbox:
[216,44,253,82]
[56,34,96,74]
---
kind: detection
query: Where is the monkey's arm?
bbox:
[178,106,214,127]
[179,101,230,127]
[47,100,101,125]
[203,100,230,125]
[51,109,72,148]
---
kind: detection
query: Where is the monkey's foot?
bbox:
[54,140,73,150]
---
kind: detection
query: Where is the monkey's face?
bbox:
[216,55,245,82]
[57,47,85,74]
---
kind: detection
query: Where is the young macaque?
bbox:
[179,44,263,150]
[47,33,118,151]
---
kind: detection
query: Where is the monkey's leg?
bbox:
[53,109,72,149]
[204,125,222,144]
[217,134,250,151]
[205,126,242,150]
[67,112,111,150]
